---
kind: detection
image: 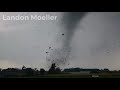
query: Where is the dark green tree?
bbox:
[40,68,45,75]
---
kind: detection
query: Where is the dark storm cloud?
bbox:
[70,12,120,70]
[1,12,120,70]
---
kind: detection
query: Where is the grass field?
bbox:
[21,73,120,78]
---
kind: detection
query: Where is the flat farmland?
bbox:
[21,73,120,78]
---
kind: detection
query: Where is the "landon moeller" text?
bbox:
[1,14,57,21]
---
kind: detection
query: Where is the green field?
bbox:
[20,74,120,78]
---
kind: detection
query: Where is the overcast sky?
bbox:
[0,12,120,70]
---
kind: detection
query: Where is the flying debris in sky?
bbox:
[46,52,49,54]
[49,47,51,49]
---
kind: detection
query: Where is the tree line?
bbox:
[0,63,120,77]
